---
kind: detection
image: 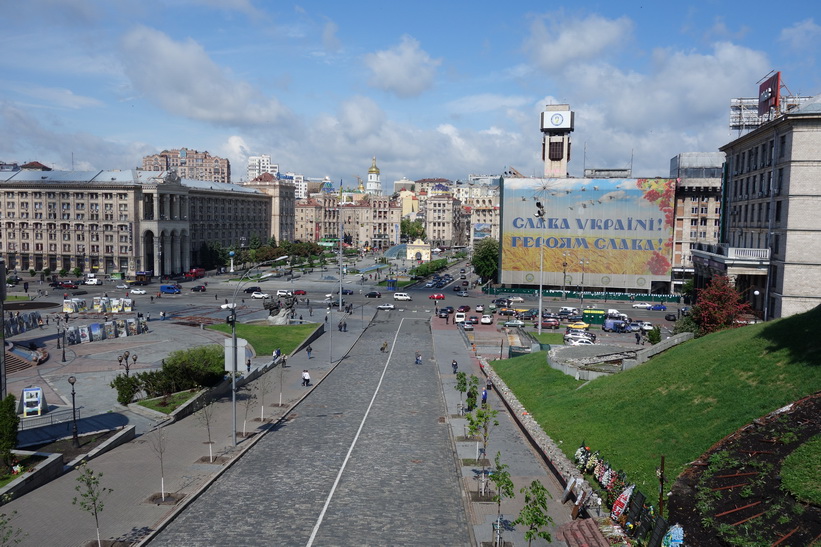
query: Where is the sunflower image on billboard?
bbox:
[500,178,676,289]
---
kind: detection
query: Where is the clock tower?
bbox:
[540,104,575,178]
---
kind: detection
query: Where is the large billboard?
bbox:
[758,72,781,116]
[500,178,676,290]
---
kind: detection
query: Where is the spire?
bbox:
[368,156,380,175]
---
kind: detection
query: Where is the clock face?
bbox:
[551,113,564,126]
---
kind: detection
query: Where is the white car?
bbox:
[631,302,652,309]
[276,289,292,297]
[480,314,494,325]
[251,291,270,299]
[116,283,129,289]
[566,338,595,346]
[475,305,485,312]
[508,296,525,303]
[640,321,654,332]
[377,303,395,310]
[221,302,237,309]
[130,288,146,295]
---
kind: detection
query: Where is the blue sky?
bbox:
[1,0,819,184]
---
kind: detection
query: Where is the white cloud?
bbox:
[364,35,441,98]
[446,94,531,115]
[2,83,104,110]
[120,26,292,126]
[523,12,634,71]
[778,18,821,50]
[322,20,341,53]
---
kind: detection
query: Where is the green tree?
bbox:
[454,372,467,410]
[72,266,82,277]
[465,375,480,412]
[42,267,51,279]
[73,465,112,547]
[490,452,515,545]
[400,219,426,241]
[249,234,261,249]
[514,480,554,546]
[28,269,35,278]
[680,278,695,303]
[692,275,752,335]
[466,406,499,495]
[647,325,662,345]
[472,238,499,283]
[0,396,20,474]
[59,269,68,278]
[267,235,278,248]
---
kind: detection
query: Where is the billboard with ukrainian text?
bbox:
[500,178,676,290]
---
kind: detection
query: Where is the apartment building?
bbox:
[243,173,296,244]
[142,148,231,183]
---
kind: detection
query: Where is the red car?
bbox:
[60,282,78,289]
[457,305,471,312]
[429,293,445,300]
[293,289,307,295]
[534,318,560,329]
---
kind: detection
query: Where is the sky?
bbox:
[1,0,819,185]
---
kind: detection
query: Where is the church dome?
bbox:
[368,156,380,174]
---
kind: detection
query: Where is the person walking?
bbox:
[342,320,347,332]
[635,331,641,345]
[338,320,343,332]
[309,305,313,317]
[380,341,388,353]
[306,345,313,359]
[481,388,488,407]
[415,351,422,364]
[246,359,251,373]
[301,370,311,387]
[452,360,458,374]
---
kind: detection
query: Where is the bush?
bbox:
[647,326,662,345]
[110,375,141,405]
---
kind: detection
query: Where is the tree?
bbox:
[72,464,112,547]
[42,267,51,278]
[28,269,35,278]
[472,238,499,283]
[647,325,662,345]
[0,396,20,474]
[692,275,752,335]
[197,399,216,463]
[466,406,499,495]
[147,425,168,502]
[241,385,257,436]
[680,278,695,303]
[454,372,467,412]
[514,480,554,546]
[465,375,480,412]
[400,219,426,241]
[72,266,82,277]
[489,452,515,547]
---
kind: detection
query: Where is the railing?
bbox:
[18,408,82,430]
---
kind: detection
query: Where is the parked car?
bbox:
[437,309,449,318]
[680,306,690,316]
[191,285,207,292]
[564,330,597,343]
[665,313,678,321]
[566,321,590,330]
[649,304,667,311]
[461,322,474,331]
[244,286,261,294]
[467,316,480,325]
[251,291,270,299]
[475,305,485,312]
[429,293,445,300]
[425,281,436,288]
[130,288,147,295]
[508,296,525,303]
[502,319,525,328]
[631,302,652,309]
[293,289,307,295]
[628,322,643,332]
[441,306,454,314]
[480,314,494,325]
[520,309,539,321]
[497,308,516,316]
[365,291,382,298]
[535,318,560,329]
[376,303,395,310]
[639,321,654,332]
[456,291,469,297]
[276,289,292,297]
[566,337,595,346]
[457,305,471,313]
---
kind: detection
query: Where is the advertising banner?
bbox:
[500,178,676,290]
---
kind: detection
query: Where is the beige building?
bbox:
[425,193,465,249]
[242,173,296,244]
[142,148,231,183]
[295,193,401,249]
[0,169,269,277]
[693,96,821,319]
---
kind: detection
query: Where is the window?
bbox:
[779,135,786,157]
[700,207,708,214]
[691,207,698,214]
[690,219,698,226]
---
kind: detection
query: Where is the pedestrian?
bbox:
[125,291,129,298]
[64,312,69,323]
[225,298,229,304]
[37,318,43,329]
[215,294,218,300]
[306,345,313,359]
[380,341,388,353]
[299,314,303,322]
[445,314,449,325]
[481,388,488,406]
[147,312,150,321]
[342,320,347,332]
[338,320,343,332]
[246,359,251,373]
[452,360,458,374]
[309,305,313,317]
[45,315,49,326]
[301,369,311,387]
[635,332,641,345]
[415,351,422,364]
[150,295,154,303]
[486,378,493,392]
[160,311,165,321]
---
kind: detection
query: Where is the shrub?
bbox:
[110,375,141,405]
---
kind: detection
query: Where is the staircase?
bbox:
[4,350,34,374]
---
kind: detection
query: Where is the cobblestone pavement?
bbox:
[150,311,472,546]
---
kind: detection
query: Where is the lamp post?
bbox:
[562,251,569,301]
[579,259,589,306]
[68,375,79,448]
[535,202,545,335]
[61,328,67,363]
[56,326,61,349]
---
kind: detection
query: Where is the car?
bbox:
[535,318,560,329]
[508,296,525,303]
[461,322,474,331]
[456,291,469,297]
[680,306,690,316]
[520,309,539,321]
[628,322,643,332]
[567,314,585,323]
[425,281,435,288]
[71,289,88,296]
[497,308,516,316]
[376,303,395,310]
[321,298,344,307]
[437,310,449,318]
[467,315,480,325]
[457,305,471,313]
[649,304,667,311]
[276,289,292,297]
[665,313,678,322]
[475,305,485,312]
[564,330,597,343]
[566,321,590,330]
[639,321,654,332]
[293,289,307,295]
[365,291,381,298]
[631,302,652,309]
[435,282,446,289]
[338,288,355,295]
[393,293,412,301]
[49,281,63,288]
[220,302,237,309]
[566,338,595,346]
[452,285,462,292]
[480,314,494,325]
[244,286,261,294]
[492,298,510,306]
[460,268,466,273]
[502,319,525,328]
[113,283,127,290]
[460,275,467,280]
[429,293,445,300]
[191,285,207,292]
[461,280,469,286]
[130,288,147,295]
[251,291,270,299]
[441,306,454,314]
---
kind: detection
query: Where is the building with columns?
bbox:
[0,169,269,278]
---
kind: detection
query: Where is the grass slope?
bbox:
[208,323,317,357]
[493,305,821,495]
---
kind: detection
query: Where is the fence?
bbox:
[18,408,81,430]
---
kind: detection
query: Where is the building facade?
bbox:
[142,148,231,183]
[692,96,821,319]
[0,170,269,277]
[242,173,296,244]
[247,154,278,182]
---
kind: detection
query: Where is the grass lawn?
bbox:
[208,322,317,357]
[492,305,821,496]
[3,295,31,301]
[138,390,199,414]
[531,332,565,345]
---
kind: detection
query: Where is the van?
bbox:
[393,292,412,301]
[559,306,579,315]
[454,312,466,324]
[160,284,181,294]
[603,319,629,333]
[85,278,103,285]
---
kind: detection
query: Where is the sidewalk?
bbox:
[3,308,371,547]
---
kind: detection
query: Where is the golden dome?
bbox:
[368,156,380,174]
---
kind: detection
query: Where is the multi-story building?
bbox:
[295,193,401,249]
[425,192,464,249]
[692,95,821,319]
[467,193,500,246]
[141,148,231,183]
[0,169,269,277]
[242,173,295,244]
[669,153,724,292]
[247,154,278,182]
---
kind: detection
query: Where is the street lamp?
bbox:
[562,251,569,300]
[68,376,79,448]
[579,259,590,306]
[535,202,546,335]
[61,328,67,363]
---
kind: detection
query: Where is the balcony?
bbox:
[691,242,770,277]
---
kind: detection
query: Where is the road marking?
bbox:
[307,318,406,546]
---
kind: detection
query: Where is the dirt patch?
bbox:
[195,456,231,465]
[668,393,821,546]
[25,430,118,462]
[146,492,185,505]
